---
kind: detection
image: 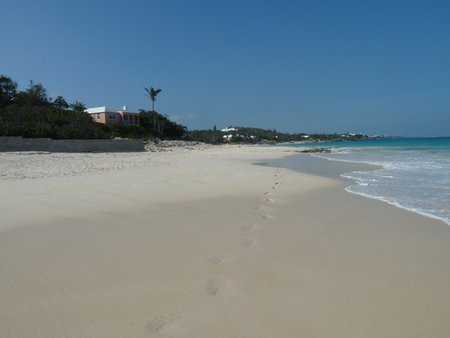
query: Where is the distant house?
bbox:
[221,127,238,132]
[85,106,140,126]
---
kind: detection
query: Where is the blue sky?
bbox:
[2,0,450,136]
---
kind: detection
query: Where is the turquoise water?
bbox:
[288,137,450,152]
[285,137,450,225]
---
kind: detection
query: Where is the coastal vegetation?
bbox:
[1,75,371,144]
[0,76,107,139]
[186,127,369,144]
[144,87,162,112]
[0,76,185,140]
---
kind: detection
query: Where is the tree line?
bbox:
[0,75,370,144]
[0,75,186,140]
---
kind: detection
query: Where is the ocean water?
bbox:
[287,137,450,225]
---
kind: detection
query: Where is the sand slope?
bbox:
[1,146,449,337]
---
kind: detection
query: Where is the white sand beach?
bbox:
[1,145,450,337]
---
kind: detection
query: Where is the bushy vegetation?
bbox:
[0,74,370,143]
[185,130,225,144]
[185,128,286,144]
[0,104,108,139]
[186,127,369,144]
[0,75,186,140]
[0,76,108,139]
[138,110,186,139]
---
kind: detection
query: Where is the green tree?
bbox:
[138,109,186,139]
[17,80,50,106]
[70,101,86,112]
[53,96,69,109]
[0,75,17,107]
[144,87,162,111]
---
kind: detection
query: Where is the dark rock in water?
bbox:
[300,148,332,153]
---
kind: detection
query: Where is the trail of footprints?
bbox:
[260,168,284,222]
[145,169,286,335]
[204,168,285,297]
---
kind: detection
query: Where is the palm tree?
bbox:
[144,87,162,111]
[70,101,86,112]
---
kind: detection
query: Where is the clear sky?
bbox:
[2,0,450,136]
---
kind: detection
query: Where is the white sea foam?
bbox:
[311,140,450,226]
[344,186,450,225]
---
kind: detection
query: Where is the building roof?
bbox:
[85,106,111,114]
[85,106,138,114]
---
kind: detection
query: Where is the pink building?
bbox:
[85,106,140,126]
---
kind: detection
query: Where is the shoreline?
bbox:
[344,187,450,227]
[271,153,450,227]
[1,145,450,337]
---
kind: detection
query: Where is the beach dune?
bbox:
[1,146,450,337]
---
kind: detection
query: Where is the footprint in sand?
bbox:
[241,237,256,248]
[265,197,275,203]
[206,277,227,296]
[241,223,262,231]
[261,214,276,220]
[208,254,233,265]
[145,314,181,333]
